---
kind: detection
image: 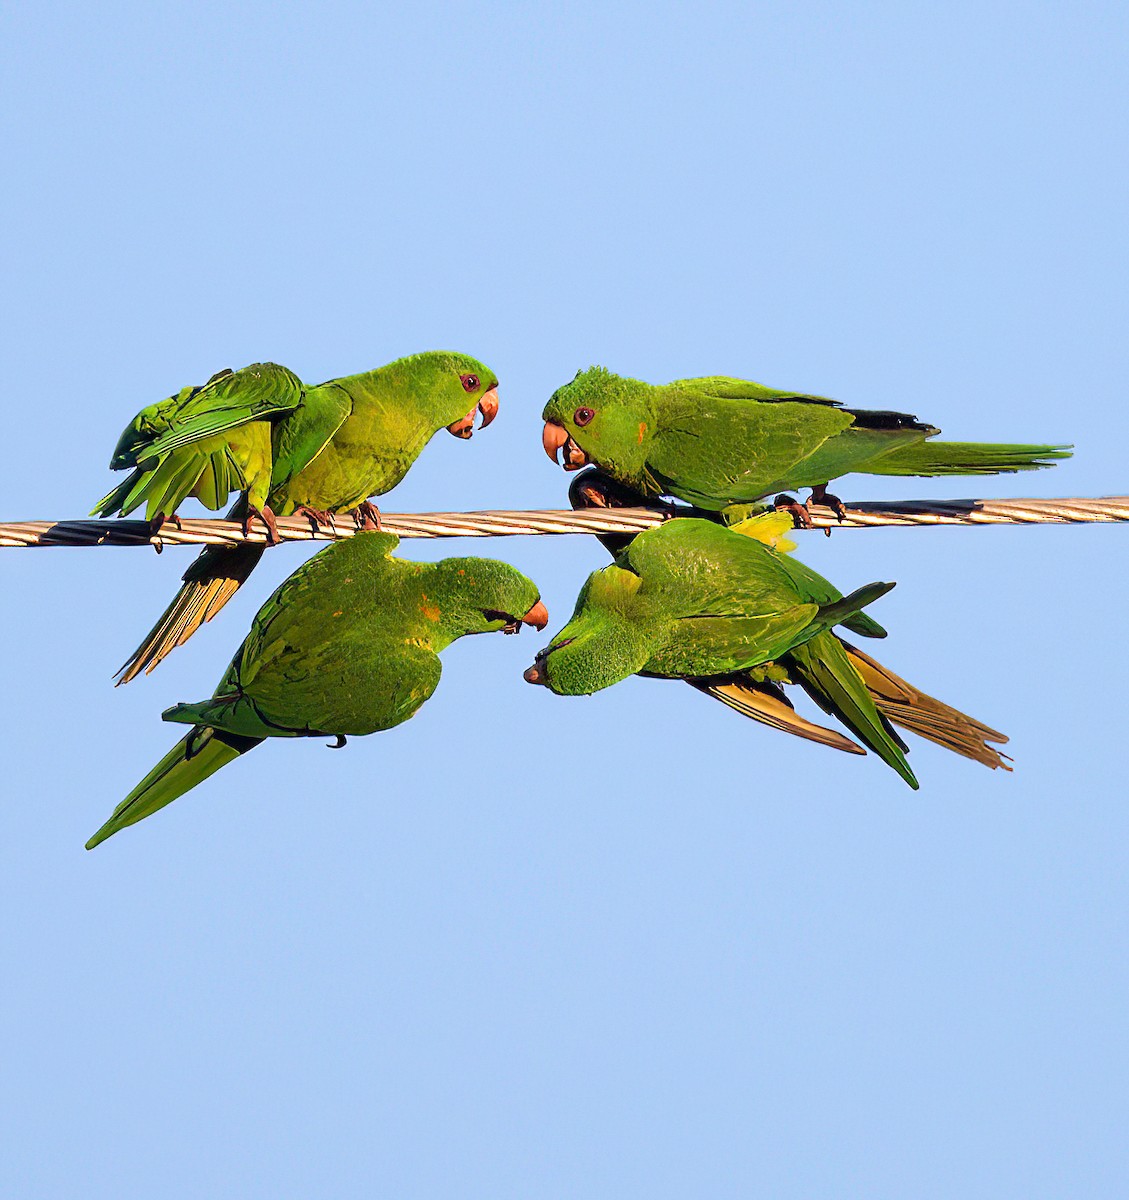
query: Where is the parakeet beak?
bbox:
[521,600,549,630]
[478,386,499,429]
[541,420,589,470]
[447,386,500,439]
[542,420,568,462]
[523,636,569,684]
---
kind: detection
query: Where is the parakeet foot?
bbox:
[569,470,648,511]
[809,484,847,520]
[243,504,281,545]
[148,512,184,534]
[810,485,847,536]
[568,469,658,554]
[351,501,382,531]
[773,494,814,530]
[328,734,347,749]
[294,505,336,533]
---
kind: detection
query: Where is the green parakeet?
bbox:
[541,366,1070,519]
[524,515,1009,787]
[95,351,500,682]
[86,532,546,849]
[566,468,1008,771]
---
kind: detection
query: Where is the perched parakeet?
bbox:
[86,532,546,849]
[524,516,1009,787]
[96,351,500,682]
[565,468,1007,771]
[541,366,1071,521]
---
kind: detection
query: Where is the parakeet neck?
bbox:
[543,611,658,695]
[597,383,660,491]
[404,563,493,651]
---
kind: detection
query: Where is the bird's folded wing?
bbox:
[268,380,355,487]
[235,532,402,673]
[668,376,842,405]
[654,607,819,677]
[139,363,305,461]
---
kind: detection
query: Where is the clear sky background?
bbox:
[2,2,1127,1196]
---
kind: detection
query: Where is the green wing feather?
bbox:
[120,363,304,465]
[647,388,856,509]
[788,632,919,788]
[668,376,841,404]
[95,363,305,520]
[268,380,355,489]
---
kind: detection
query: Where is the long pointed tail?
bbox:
[789,632,920,788]
[866,439,1071,477]
[115,541,265,684]
[689,644,1010,777]
[86,726,262,849]
[842,642,1011,770]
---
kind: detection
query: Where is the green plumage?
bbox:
[97,350,500,682]
[528,517,1010,788]
[567,468,1010,775]
[93,365,304,520]
[86,533,543,848]
[541,366,1071,509]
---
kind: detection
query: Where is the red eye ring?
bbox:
[460,373,479,392]
[574,406,595,427]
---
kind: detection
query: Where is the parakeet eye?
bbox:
[460,373,479,392]
[574,407,595,427]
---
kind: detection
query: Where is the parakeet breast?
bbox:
[270,383,438,513]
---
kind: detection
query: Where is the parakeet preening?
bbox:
[541,366,1071,521]
[86,533,546,849]
[524,513,1009,787]
[95,351,500,682]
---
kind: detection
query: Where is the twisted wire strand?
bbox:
[0,496,1126,549]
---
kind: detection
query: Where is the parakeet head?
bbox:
[522,563,655,695]
[108,386,197,469]
[387,351,500,438]
[428,557,547,640]
[541,367,655,479]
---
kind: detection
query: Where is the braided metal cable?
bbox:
[0,495,1127,549]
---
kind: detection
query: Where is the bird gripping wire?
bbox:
[0,495,1127,549]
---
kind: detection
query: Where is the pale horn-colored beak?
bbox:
[542,420,569,463]
[521,600,549,631]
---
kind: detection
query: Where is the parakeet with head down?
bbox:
[96,351,500,682]
[541,366,1071,522]
[86,532,546,849]
[524,514,1009,787]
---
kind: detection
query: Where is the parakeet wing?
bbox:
[645,608,821,677]
[205,531,438,735]
[268,380,355,489]
[136,363,305,462]
[668,376,841,405]
[237,532,401,678]
[646,387,857,507]
[621,519,820,618]
[233,632,441,737]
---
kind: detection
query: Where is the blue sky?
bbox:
[2,2,1128,1195]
